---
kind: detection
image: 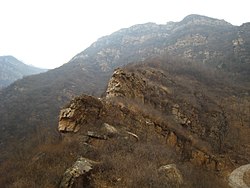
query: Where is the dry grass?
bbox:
[0,131,80,188]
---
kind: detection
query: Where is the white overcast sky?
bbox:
[0,0,249,69]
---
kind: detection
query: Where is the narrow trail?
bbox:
[228,164,250,188]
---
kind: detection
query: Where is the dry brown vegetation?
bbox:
[0,125,229,188]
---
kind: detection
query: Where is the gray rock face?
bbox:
[228,164,250,188]
[60,157,98,188]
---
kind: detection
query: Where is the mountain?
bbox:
[0,14,250,165]
[0,55,47,89]
[73,14,249,74]
[0,14,250,147]
[0,14,250,187]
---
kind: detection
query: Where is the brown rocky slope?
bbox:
[58,56,249,187]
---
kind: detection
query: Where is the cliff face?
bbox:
[58,56,250,187]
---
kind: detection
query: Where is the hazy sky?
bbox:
[0,0,249,69]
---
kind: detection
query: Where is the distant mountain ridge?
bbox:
[0,14,249,148]
[0,55,47,89]
[71,14,249,78]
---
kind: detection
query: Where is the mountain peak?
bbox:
[0,55,22,65]
[181,14,232,26]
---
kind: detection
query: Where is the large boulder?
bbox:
[60,157,98,188]
[158,164,184,185]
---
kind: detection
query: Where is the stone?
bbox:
[228,164,250,188]
[167,132,178,147]
[58,107,80,132]
[58,119,80,133]
[58,95,104,133]
[103,123,119,134]
[87,131,107,140]
[59,157,98,188]
[158,164,184,185]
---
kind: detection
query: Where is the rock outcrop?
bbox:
[228,164,250,188]
[58,56,250,179]
[158,164,183,186]
[60,157,98,188]
[58,95,104,133]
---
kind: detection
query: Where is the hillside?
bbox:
[2,56,249,187]
[0,55,47,89]
[56,56,250,187]
[1,15,249,142]
[0,15,249,186]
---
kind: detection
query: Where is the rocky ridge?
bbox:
[72,14,249,73]
[58,57,250,186]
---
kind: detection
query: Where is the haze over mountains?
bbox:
[0,55,47,89]
[0,14,249,187]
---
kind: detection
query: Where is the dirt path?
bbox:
[228,164,250,188]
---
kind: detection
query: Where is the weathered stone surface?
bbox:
[58,119,80,133]
[103,123,119,134]
[106,68,146,101]
[60,157,98,188]
[58,95,104,133]
[158,164,183,185]
[87,131,107,140]
[228,164,250,188]
[167,132,178,147]
[172,104,191,126]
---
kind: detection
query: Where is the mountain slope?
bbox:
[0,14,249,153]
[3,56,244,187]
[60,55,250,166]
[57,56,249,187]
[0,55,47,89]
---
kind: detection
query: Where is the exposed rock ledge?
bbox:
[58,64,240,180]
